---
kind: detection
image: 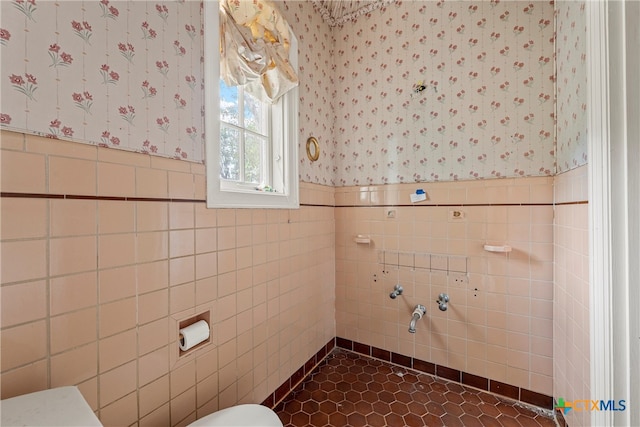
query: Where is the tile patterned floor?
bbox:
[275,349,557,427]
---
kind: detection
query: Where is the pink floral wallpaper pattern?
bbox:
[331,0,557,185]
[1,0,588,184]
[1,0,204,162]
[555,0,587,172]
[280,1,336,186]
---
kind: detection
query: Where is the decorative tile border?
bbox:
[335,337,555,412]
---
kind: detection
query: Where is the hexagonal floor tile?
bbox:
[275,349,556,427]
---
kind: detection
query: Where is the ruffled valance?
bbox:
[219,0,298,103]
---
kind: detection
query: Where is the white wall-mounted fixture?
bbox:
[354,234,371,244]
[483,244,512,253]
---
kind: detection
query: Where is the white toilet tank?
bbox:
[188,404,283,427]
[0,386,102,426]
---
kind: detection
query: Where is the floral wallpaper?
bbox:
[331,0,556,185]
[1,0,587,184]
[280,1,336,186]
[555,0,588,172]
[1,0,204,161]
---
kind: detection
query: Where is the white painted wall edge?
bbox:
[588,0,639,425]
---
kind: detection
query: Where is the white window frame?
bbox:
[204,0,299,209]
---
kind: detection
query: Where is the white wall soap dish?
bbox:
[355,235,371,244]
[483,244,512,253]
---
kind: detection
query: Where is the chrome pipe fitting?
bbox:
[436,293,450,311]
[408,304,427,333]
[389,284,404,299]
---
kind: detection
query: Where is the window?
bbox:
[204,0,299,209]
[219,82,268,187]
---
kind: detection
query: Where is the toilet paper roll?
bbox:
[179,320,210,351]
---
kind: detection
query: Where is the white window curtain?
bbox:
[219,0,298,103]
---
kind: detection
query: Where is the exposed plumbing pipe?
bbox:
[408,304,426,333]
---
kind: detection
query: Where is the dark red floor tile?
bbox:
[462,390,484,405]
[371,400,391,415]
[407,401,429,416]
[367,380,384,393]
[427,390,447,404]
[498,415,522,427]
[310,388,327,402]
[479,414,503,426]
[344,390,361,403]
[403,413,424,427]
[384,412,406,427]
[310,411,329,426]
[325,389,343,402]
[301,400,319,414]
[425,402,446,417]
[445,390,466,404]
[377,390,395,403]
[479,392,501,405]
[423,413,445,426]
[443,400,465,417]
[327,411,347,426]
[441,412,466,427]
[351,380,368,393]
[494,402,520,418]
[389,400,410,416]
[460,414,485,427]
[282,399,302,414]
[346,412,366,427]
[337,400,354,415]
[354,400,373,415]
[289,412,309,426]
[276,349,555,427]
[366,412,386,427]
[318,400,336,415]
[394,390,413,404]
[460,399,484,416]
[479,402,502,417]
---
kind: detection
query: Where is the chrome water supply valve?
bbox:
[436,293,450,311]
[389,284,403,299]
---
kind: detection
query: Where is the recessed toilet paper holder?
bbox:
[178,311,211,355]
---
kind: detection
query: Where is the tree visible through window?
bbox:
[219,80,269,187]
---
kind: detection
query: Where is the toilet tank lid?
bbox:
[1,386,102,427]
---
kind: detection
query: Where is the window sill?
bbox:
[206,179,299,209]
